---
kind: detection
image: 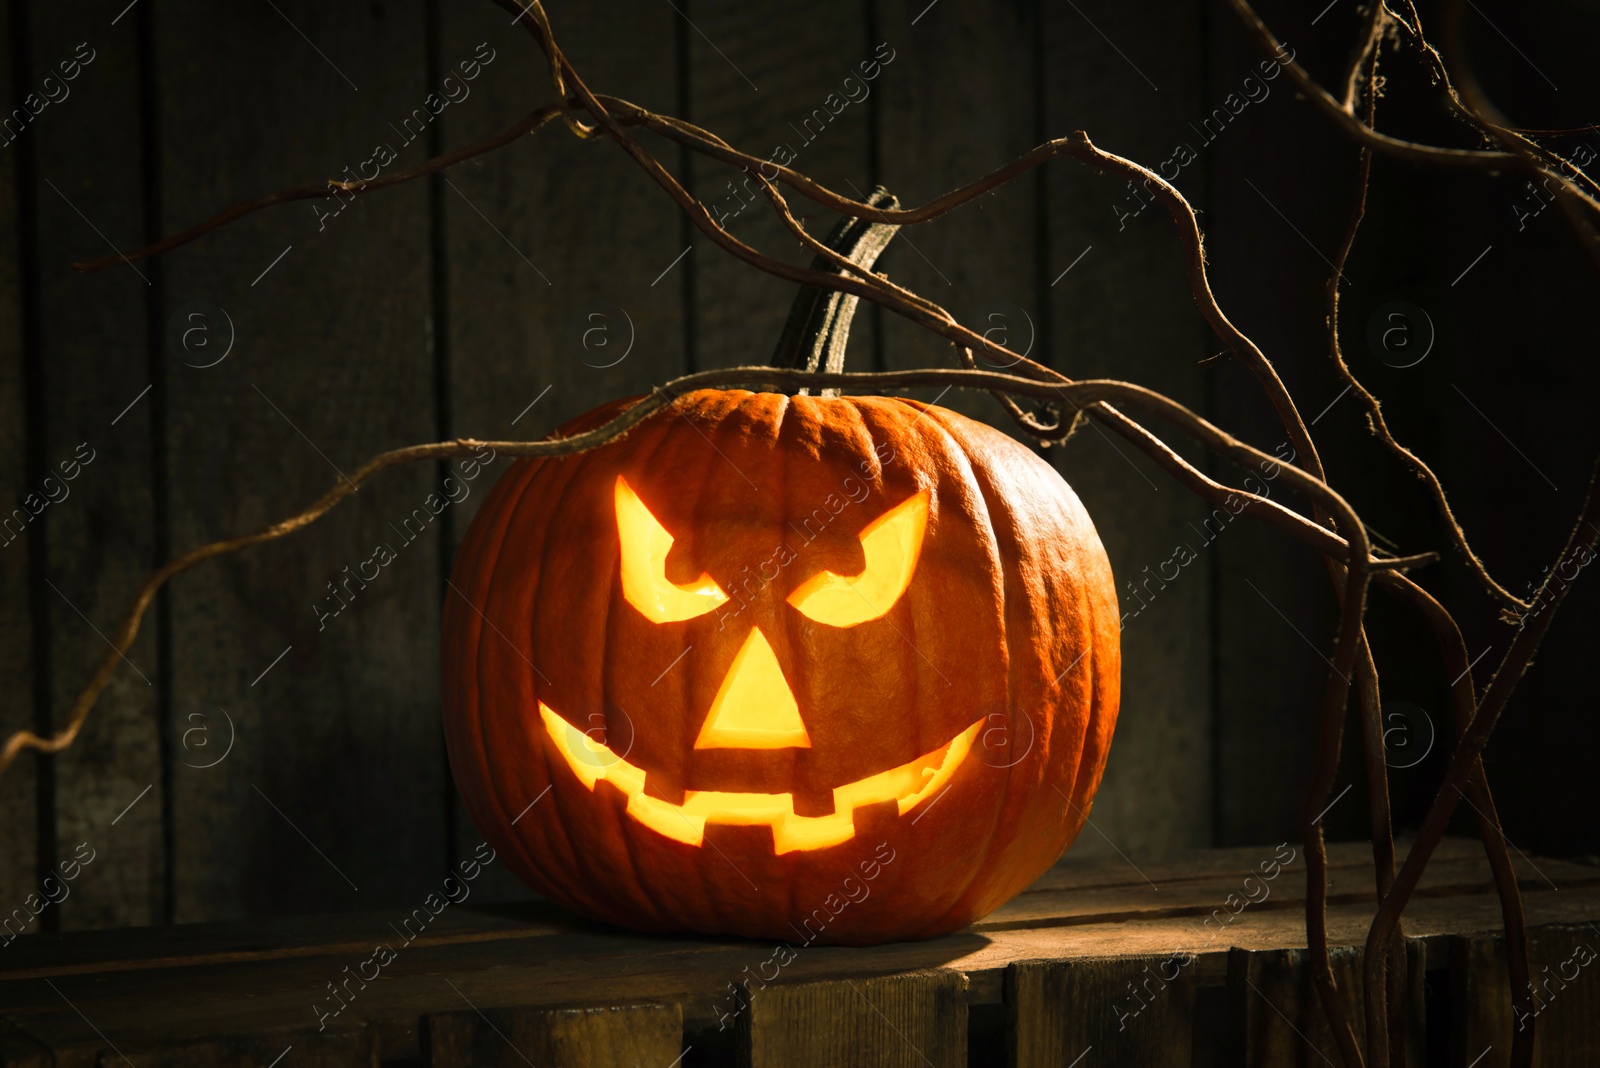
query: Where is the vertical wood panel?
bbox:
[1227,943,1425,1066]
[157,0,444,922]
[1451,925,1600,1067]
[1452,933,1511,1067]
[30,3,161,929]
[687,0,872,371]
[737,970,967,1068]
[1205,3,1347,849]
[1228,945,1363,1066]
[0,0,38,933]
[1041,0,1214,858]
[438,0,687,904]
[424,1000,681,1068]
[1007,955,1194,1067]
[873,0,1037,429]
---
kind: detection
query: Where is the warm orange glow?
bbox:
[787,489,930,627]
[694,627,810,749]
[539,702,981,854]
[615,475,728,623]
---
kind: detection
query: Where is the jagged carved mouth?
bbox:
[539,704,982,854]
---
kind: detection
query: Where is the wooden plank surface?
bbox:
[0,840,1594,1062]
[1039,0,1215,860]
[2,838,1576,981]
[425,999,681,1068]
[738,970,967,1068]
[154,0,446,923]
[28,1,162,931]
[0,0,39,938]
[1008,954,1194,1067]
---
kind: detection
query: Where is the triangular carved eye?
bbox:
[786,489,930,628]
[615,476,729,623]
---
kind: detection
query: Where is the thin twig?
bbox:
[73,105,565,273]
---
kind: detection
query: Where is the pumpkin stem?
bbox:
[770,186,900,396]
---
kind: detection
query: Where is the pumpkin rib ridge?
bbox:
[837,396,943,939]
[969,410,1108,923]
[899,401,1017,935]
[721,388,791,937]
[525,441,641,921]
[1051,469,1117,837]
[776,392,800,937]
[927,406,1016,932]
[611,396,720,927]
[464,459,556,864]
[483,397,657,910]
[834,396,917,936]
[499,455,599,912]
[791,393,886,937]
[446,458,520,864]
[596,491,664,930]
[675,392,753,935]
[460,457,569,901]
[593,404,696,928]
[598,411,686,930]
[732,390,790,933]
[1068,557,1116,822]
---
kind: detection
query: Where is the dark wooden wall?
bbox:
[1,0,1595,935]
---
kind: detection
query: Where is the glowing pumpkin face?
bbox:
[442,389,1120,945]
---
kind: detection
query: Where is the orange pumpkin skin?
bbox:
[442,389,1120,945]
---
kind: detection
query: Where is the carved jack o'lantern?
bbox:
[440,201,1120,944]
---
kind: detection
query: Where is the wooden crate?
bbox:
[1,839,1596,1066]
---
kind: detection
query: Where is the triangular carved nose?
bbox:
[694,626,810,749]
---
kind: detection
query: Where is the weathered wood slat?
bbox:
[737,970,966,1068]
[30,0,162,930]
[1225,939,1427,1066]
[1008,954,1194,1067]
[155,0,445,923]
[686,0,873,371]
[1040,0,1215,861]
[873,0,1036,431]
[118,1022,375,1068]
[1452,933,1510,1068]
[424,1000,680,1068]
[0,0,39,938]
[1228,944,1368,1066]
[1450,923,1600,1067]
